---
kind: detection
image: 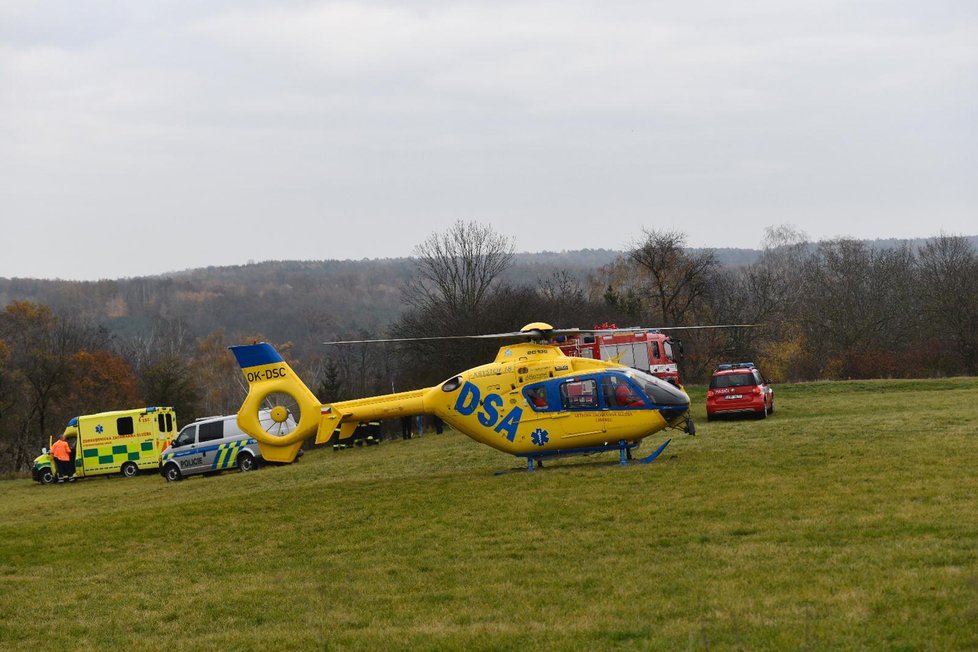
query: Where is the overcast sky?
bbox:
[1,1,975,280]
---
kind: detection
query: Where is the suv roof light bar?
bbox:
[715,362,755,371]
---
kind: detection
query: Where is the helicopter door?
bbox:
[554,377,606,440]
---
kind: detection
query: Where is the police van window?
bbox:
[199,421,224,443]
[165,413,173,432]
[117,417,134,435]
[174,426,195,448]
[560,379,598,410]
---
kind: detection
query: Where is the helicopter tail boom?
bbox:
[314,389,429,444]
[231,342,437,462]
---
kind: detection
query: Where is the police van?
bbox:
[32,407,177,484]
[160,412,280,481]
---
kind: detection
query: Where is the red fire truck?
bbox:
[557,324,684,385]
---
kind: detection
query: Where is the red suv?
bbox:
[706,363,774,420]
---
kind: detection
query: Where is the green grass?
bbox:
[2,377,978,650]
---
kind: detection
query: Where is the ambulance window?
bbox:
[157,414,165,432]
[560,378,598,410]
[199,421,223,443]
[117,417,134,435]
[165,413,173,432]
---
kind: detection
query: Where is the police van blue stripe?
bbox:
[168,443,222,459]
[229,343,284,369]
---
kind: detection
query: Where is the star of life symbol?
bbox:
[95,425,104,434]
[531,428,549,446]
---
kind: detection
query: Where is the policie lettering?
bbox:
[454,382,523,441]
[246,367,288,383]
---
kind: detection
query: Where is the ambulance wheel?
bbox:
[121,462,139,478]
[38,468,55,485]
[237,453,257,472]
[163,464,182,482]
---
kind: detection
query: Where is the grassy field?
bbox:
[1,378,977,650]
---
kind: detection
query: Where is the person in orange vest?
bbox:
[51,433,75,483]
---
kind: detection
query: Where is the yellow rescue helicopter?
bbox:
[230,322,697,470]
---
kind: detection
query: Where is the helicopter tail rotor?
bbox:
[229,343,322,463]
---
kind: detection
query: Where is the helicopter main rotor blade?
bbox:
[555,324,756,336]
[323,332,530,345]
[645,323,757,331]
[322,323,755,345]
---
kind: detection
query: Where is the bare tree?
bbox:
[917,234,978,374]
[799,239,916,378]
[394,221,516,386]
[404,220,515,324]
[628,228,718,326]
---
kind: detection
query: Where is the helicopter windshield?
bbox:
[624,369,689,407]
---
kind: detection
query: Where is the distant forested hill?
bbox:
[0,251,640,346]
[0,259,414,347]
[3,237,973,347]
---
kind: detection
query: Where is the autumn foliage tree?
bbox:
[0,302,146,472]
[60,350,142,417]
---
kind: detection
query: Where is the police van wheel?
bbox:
[238,453,257,472]
[164,464,182,482]
[38,468,55,485]
[121,462,139,478]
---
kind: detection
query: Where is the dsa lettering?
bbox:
[454,382,523,442]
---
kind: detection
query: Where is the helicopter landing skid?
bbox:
[637,438,671,464]
[512,438,671,472]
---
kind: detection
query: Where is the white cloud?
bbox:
[0,1,976,279]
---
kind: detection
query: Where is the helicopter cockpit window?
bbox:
[524,385,549,411]
[628,369,689,408]
[601,375,645,408]
[560,379,598,410]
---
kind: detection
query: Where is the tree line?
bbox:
[2,221,976,473]
[387,222,978,388]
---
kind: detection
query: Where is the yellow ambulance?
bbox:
[32,407,178,484]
